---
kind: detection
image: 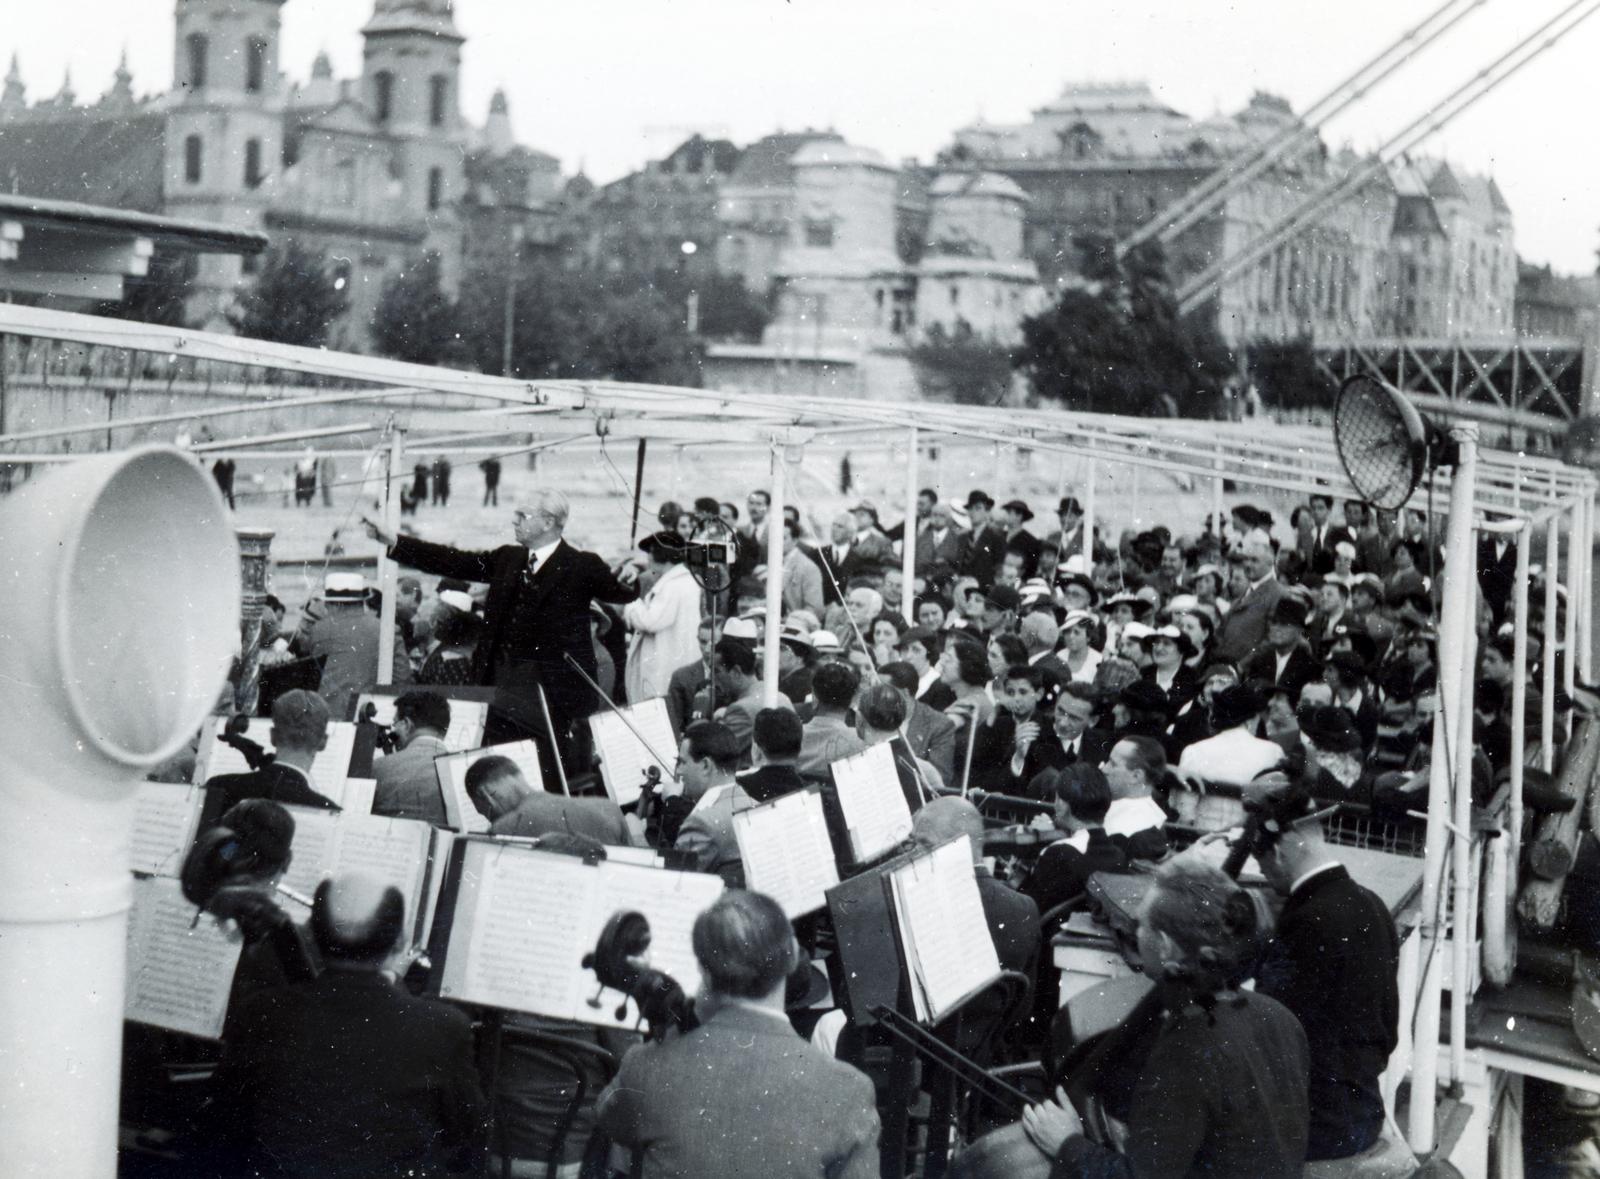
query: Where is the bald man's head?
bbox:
[312,873,407,965]
[912,796,985,864]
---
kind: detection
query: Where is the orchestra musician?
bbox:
[1022,858,1309,1178]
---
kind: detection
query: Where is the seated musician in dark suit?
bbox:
[1023,764,1127,914]
[465,754,633,846]
[597,890,880,1179]
[207,874,486,1178]
[1251,779,1400,1163]
[201,690,341,830]
[737,707,808,803]
[1100,736,1170,862]
[1022,859,1309,1178]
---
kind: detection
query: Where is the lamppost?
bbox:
[502,222,525,377]
[681,240,699,335]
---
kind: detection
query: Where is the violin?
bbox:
[218,712,274,770]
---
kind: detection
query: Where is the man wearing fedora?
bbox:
[1045,496,1088,567]
[1241,596,1320,699]
[998,498,1042,581]
[962,490,1009,588]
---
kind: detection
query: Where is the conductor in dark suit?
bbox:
[597,891,880,1179]
[200,690,341,831]
[207,874,486,1178]
[1252,782,1400,1162]
[367,489,638,778]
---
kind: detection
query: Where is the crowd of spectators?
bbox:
[139,475,1561,1178]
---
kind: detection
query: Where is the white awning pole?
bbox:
[1408,422,1478,1154]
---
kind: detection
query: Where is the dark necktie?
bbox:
[526,552,539,578]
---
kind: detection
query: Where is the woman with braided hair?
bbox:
[1021,858,1310,1178]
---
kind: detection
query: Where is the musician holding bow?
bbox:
[1022,858,1309,1177]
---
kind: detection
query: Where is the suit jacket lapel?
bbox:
[519,540,571,614]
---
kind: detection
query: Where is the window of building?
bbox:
[184,134,203,184]
[373,71,393,123]
[803,219,833,248]
[428,167,444,211]
[949,284,960,307]
[243,138,263,188]
[429,74,449,127]
[336,158,355,205]
[242,252,259,276]
[281,135,300,168]
[185,33,208,90]
[245,37,268,94]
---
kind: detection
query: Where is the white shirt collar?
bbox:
[1290,861,1341,896]
[1104,795,1166,838]
[528,538,561,568]
[917,667,939,696]
[1054,830,1092,854]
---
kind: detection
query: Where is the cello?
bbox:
[948,788,1306,1178]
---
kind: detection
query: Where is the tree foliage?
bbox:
[93,248,196,327]
[1244,337,1336,410]
[455,256,705,385]
[370,251,464,365]
[910,323,1015,405]
[1014,236,1234,416]
[227,240,350,348]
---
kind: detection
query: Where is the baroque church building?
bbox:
[0,0,561,347]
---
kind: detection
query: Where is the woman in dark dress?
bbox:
[1021,858,1310,1178]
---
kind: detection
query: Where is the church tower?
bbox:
[164,0,287,322]
[361,0,466,281]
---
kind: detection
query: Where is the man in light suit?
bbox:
[673,721,753,885]
[914,500,969,585]
[781,517,826,617]
[1216,532,1284,664]
[880,661,958,786]
[597,891,880,1179]
[372,690,452,827]
[622,531,704,705]
[465,754,633,845]
[1177,683,1284,788]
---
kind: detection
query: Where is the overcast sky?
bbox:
[5,0,1597,272]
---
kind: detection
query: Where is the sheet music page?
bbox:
[588,698,676,807]
[130,782,203,877]
[308,723,358,806]
[197,717,273,782]
[357,694,488,752]
[435,742,545,833]
[329,814,433,924]
[889,837,1001,1024]
[342,777,377,817]
[279,807,340,901]
[438,842,599,1018]
[603,845,665,869]
[733,791,840,918]
[124,875,244,1040]
[415,829,456,950]
[830,743,915,863]
[195,717,353,809]
[580,862,724,1028]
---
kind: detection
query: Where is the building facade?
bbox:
[0,0,561,347]
[941,82,1512,346]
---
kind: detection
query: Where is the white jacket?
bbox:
[623,564,703,704]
